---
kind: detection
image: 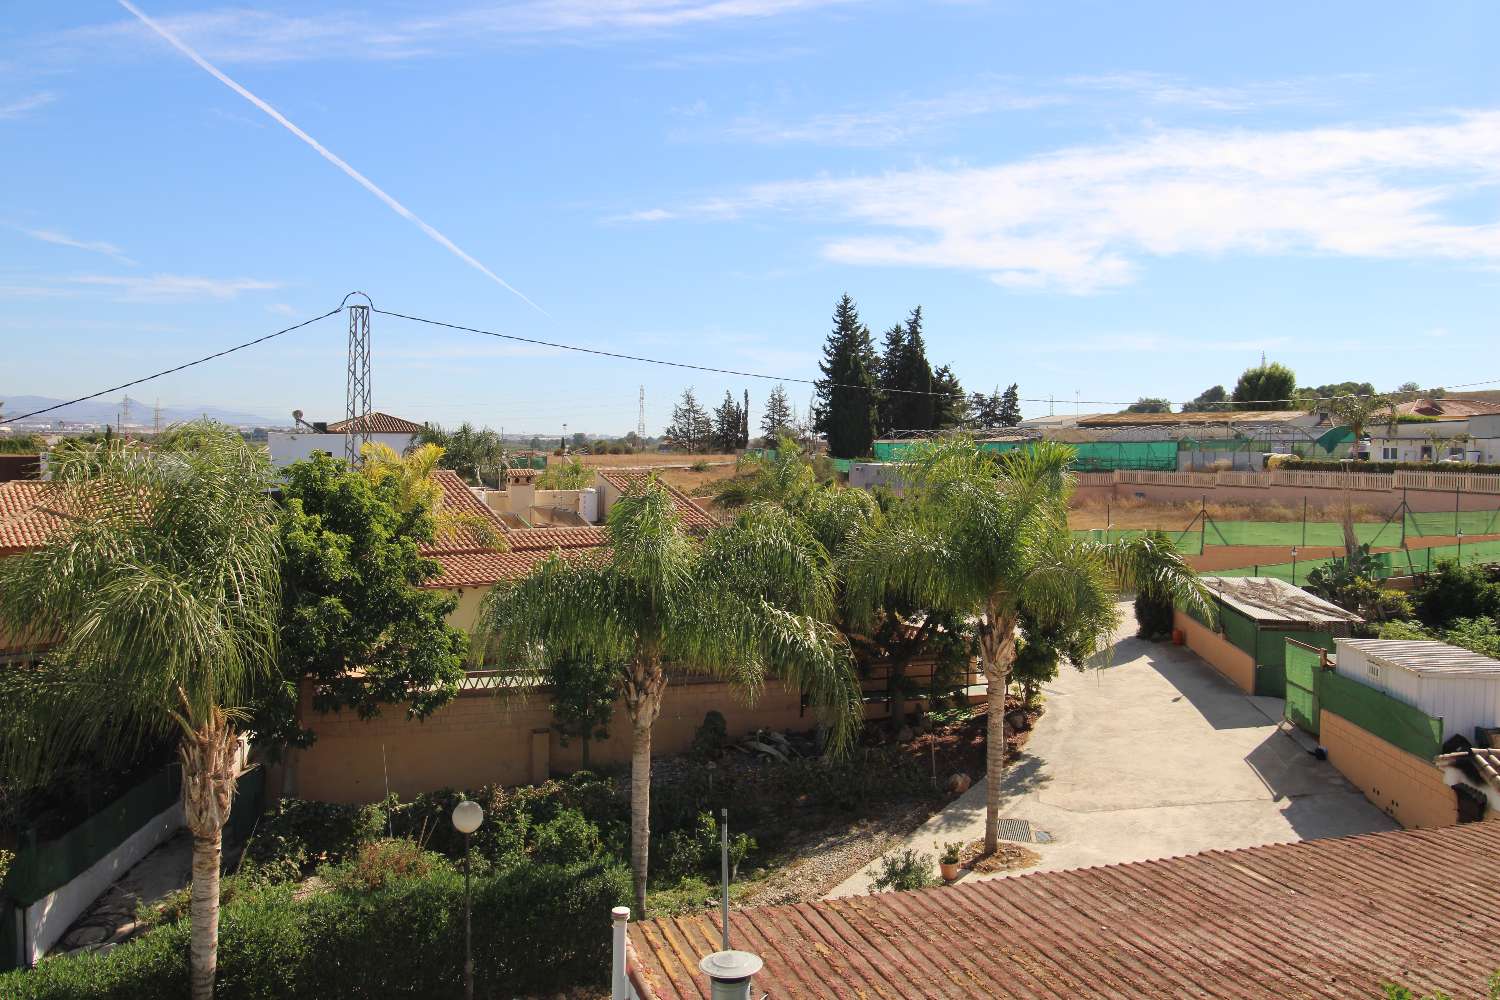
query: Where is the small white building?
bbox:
[267,412,425,469]
[1364,399,1500,464]
[1334,638,1500,743]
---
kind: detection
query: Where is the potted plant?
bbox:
[938,841,963,882]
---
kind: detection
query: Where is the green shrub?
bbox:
[1412,560,1500,629]
[244,798,386,875]
[1281,458,1500,474]
[1,861,628,999]
[532,808,602,866]
[332,838,440,891]
[690,459,710,472]
[689,710,728,760]
[868,849,937,893]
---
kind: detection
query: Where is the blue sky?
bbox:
[3,1,1499,434]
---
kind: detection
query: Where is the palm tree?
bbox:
[0,428,281,1000]
[361,440,503,547]
[1324,392,1398,461]
[477,479,860,914]
[847,438,1212,853]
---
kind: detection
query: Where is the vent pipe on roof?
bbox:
[699,950,763,1000]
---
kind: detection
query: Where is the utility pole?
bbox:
[153,398,161,434]
[638,386,647,441]
[345,301,372,464]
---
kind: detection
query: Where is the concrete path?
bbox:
[829,606,1396,897]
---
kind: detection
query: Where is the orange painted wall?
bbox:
[1174,609,1255,694]
[1320,710,1458,829]
[286,676,808,804]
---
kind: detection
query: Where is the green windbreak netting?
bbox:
[1071,526,1205,555]
[871,439,1178,470]
[1219,605,1258,657]
[1284,642,1323,735]
[1404,509,1500,537]
[1320,671,1443,759]
[1202,519,1404,548]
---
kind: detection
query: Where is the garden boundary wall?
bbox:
[1320,710,1458,829]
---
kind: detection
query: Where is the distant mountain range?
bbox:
[0,394,283,428]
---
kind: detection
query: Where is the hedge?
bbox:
[1278,458,1500,475]
[0,859,629,999]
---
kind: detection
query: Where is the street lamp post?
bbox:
[452,799,484,1000]
[1290,547,1298,586]
[1457,529,1465,565]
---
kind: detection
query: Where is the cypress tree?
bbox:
[997,383,1022,427]
[814,294,878,459]
[932,364,969,429]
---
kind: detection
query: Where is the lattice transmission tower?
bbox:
[637,385,646,440]
[345,301,372,463]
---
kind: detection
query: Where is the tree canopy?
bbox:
[1231,362,1297,410]
[814,294,879,459]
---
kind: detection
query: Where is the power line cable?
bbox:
[373,304,1500,409]
[0,307,344,425]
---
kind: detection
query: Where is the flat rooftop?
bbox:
[1339,638,1500,677]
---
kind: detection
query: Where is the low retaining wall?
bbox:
[1174,610,1255,694]
[10,801,183,968]
[286,677,808,804]
[1320,710,1457,829]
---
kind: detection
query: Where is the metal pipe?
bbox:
[720,809,730,952]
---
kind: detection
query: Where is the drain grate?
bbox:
[995,818,1054,844]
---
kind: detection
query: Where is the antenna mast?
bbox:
[345,301,372,464]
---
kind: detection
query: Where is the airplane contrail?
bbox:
[117,0,547,316]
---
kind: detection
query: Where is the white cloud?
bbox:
[67,274,280,302]
[0,91,57,119]
[644,111,1500,293]
[266,302,298,316]
[15,226,136,265]
[47,2,860,64]
[606,207,677,223]
[1422,327,1450,338]
[1065,72,1358,112]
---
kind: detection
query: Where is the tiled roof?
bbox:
[1079,410,1309,427]
[1395,397,1500,419]
[598,470,716,531]
[424,471,511,553]
[628,822,1500,1000]
[0,481,69,553]
[323,412,426,434]
[1437,746,1500,792]
[505,526,609,550]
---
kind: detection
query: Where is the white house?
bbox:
[267,412,425,468]
[1364,399,1500,464]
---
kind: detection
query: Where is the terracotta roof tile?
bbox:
[425,545,603,588]
[598,470,716,531]
[0,481,69,554]
[424,470,511,553]
[504,525,608,550]
[629,822,1500,1000]
[324,412,426,434]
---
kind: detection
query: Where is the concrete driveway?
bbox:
[829,605,1396,896]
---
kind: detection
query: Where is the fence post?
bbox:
[1302,497,1307,548]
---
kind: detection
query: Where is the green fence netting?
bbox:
[1284,642,1324,735]
[1320,670,1444,760]
[872,439,1178,470]
[1070,527,1205,555]
[1404,509,1500,537]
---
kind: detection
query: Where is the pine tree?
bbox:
[761,384,795,440]
[997,383,1022,427]
[875,307,937,434]
[971,386,1002,428]
[932,364,969,429]
[711,390,744,453]
[814,294,879,459]
[740,389,751,450]
[874,323,905,435]
[664,387,711,453]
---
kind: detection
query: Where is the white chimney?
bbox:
[699,950,763,1000]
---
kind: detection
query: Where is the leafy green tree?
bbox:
[544,652,618,768]
[996,384,1022,427]
[664,387,711,453]
[761,384,795,440]
[710,390,745,453]
[478,480,860,913]
[1124,397,1172,414]
[0,428,282,1000]
[416,421,505,486]
[876,307,936,434]
[1412,560,1500,629]
[1186,384,1231,412]
[537,458,592,490]
[931,365,969,429]
[814,294,879,459]
[847,438,1213,852]
[269,454,467,744]
[1232,362,1297,411]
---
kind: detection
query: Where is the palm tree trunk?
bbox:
[623,657,666,916]
[629,718,653,916]
[180,710,241,1000]
[981,611,1017,855]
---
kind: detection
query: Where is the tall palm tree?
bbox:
[361,440,503,546]
[477,479,860,914]
[1323,393,1399,553]
[0,429,281,1000]
[847,438,1212,852]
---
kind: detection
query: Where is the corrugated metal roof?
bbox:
[1079,410,1310,427]
[1340,638,1500,677]
[628,822,1500,1000]
[1200,576,1362,626]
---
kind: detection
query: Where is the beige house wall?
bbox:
[1319,710,1458,829]
[285,677,807,804]
[1174,609,1255,694]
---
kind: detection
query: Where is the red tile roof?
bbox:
[0,481,69,554]
[324,412,426,434]
[598,470,716,532]
[628,822,1500,1000]
[424,470,511,554]
[1395,398,1500,419]
[505,526,608,550]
